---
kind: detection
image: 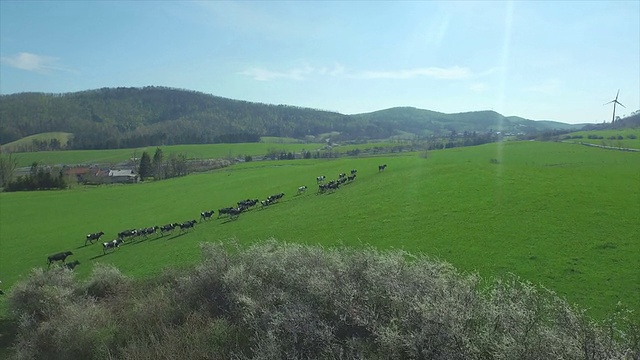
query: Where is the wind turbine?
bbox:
[604,90,625,123]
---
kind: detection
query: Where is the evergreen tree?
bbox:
[138,151,152,180]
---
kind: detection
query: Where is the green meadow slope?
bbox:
[5,141,395,168]
[0,141,638,319]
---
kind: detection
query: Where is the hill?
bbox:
[0,87,584,150]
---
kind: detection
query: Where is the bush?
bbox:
[6,240,639,359]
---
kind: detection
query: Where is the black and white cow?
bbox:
[378,164,387,172]
[139,226,159,238]
[85,231,104,246]
[316,175,326,183]
[348,174,357,182]
[47,251,73,267]
[350,169,358,175]
[200,210,215,222]
[103,239,124,254]
[267,193,285,203]
[297,185,307,195]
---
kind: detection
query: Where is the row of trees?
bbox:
[137,147,189,181]
[3,162,67,192]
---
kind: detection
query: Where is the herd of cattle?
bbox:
[45,164,388,270]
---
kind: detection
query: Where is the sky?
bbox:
[1,1,638,124]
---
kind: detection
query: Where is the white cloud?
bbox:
[239,64,479,82]
[356,66,472,80]
[239,63,345,81]
[0,52,65,73]
[238,66,313,81]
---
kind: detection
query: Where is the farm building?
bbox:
[108,169,139,183]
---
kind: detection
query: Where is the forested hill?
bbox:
[0,86,582,150]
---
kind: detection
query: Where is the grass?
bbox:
[0,132,73,153]
[563,128,640,149]
[6,141,400,168]
[0,140,638,320]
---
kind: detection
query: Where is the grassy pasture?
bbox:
[0,132,73,153]
[564,128,640,149]
[6,141,398,167]
[0,141,638,319]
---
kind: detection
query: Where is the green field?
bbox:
[5,141,398,168]
[564,128,640,149]
[0,141,638,319]
[0,132,73,153]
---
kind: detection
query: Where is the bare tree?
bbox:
[0,152,18,187]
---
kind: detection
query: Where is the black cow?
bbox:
[180,220,197,232]
[228,207,243,220]
[65,260,81,270]
[200,210,215,222]
[117,229,137,240]
[350,169,358,175]
[237,199,259,208]
[85,231,104,246]
[378,164,387,172]
[160,223,179,235]
[348,174,356,182]
[218,207,234,218]
[103,239,124,254]
[47,251,73,267]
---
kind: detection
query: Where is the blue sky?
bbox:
[1,1,638,124]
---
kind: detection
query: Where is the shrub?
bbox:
[6,240,639,359]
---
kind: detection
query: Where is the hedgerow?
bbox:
[6,239,639,359]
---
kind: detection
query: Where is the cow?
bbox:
[160,223,179,235]
[348,174,356,182]
[316,175,326,183]
[237,199,259,209]
[179,220,197,232]
[47,251,74,267]
[339,173,346,179]
[103,239,124,254]
[297,185,307,195]
[218,207,234,218]
[228,207,243,220]
[85,231,104,246]
[378,164,387,172]
[200,210,215,222]
[350,169,358,175]
[139,226,158,238]
[267,193,285,203]
[117,229,137,240]
[65,260,81,270]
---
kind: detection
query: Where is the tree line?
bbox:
[2,161,67,192]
